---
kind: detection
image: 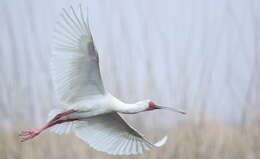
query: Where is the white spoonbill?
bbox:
[20,4,185,155]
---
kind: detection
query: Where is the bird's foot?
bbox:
[19,128,41,142]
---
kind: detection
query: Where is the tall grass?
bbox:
[1,118,259,159]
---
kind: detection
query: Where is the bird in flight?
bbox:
[20,4,185,155]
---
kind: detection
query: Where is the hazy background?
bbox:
[1,0,260,158]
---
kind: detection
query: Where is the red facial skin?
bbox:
[148,101,157,110]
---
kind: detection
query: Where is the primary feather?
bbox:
[51,5,104,105]
[74,113,167,155]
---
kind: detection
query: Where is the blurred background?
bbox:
[1,0,260,158]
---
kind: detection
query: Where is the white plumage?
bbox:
[75,113,167,155]
[51,5,105,104]
[20,4,185,155]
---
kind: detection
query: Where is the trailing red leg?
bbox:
[49,109,77,123]
[20,109,77,142]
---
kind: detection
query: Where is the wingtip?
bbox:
[154,136,168,147]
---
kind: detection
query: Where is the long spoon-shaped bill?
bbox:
[156,105,186,115]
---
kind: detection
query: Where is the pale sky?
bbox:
[0,0,259,126]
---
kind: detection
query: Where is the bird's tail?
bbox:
[47,109,75,135]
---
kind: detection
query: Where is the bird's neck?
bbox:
[111,97,145,114]
[119,103,146,114]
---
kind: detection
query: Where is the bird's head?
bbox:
[136,100,186,114]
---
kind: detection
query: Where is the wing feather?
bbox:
[121,134,132,155]
[126,135,134,154]
[74,113,167,155]
[51,5,105,104]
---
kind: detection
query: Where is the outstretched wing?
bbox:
[74,113,168,155]
[51,5,105,104]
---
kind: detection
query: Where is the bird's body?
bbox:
[60,93,147,120]
[20,4,185,155]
